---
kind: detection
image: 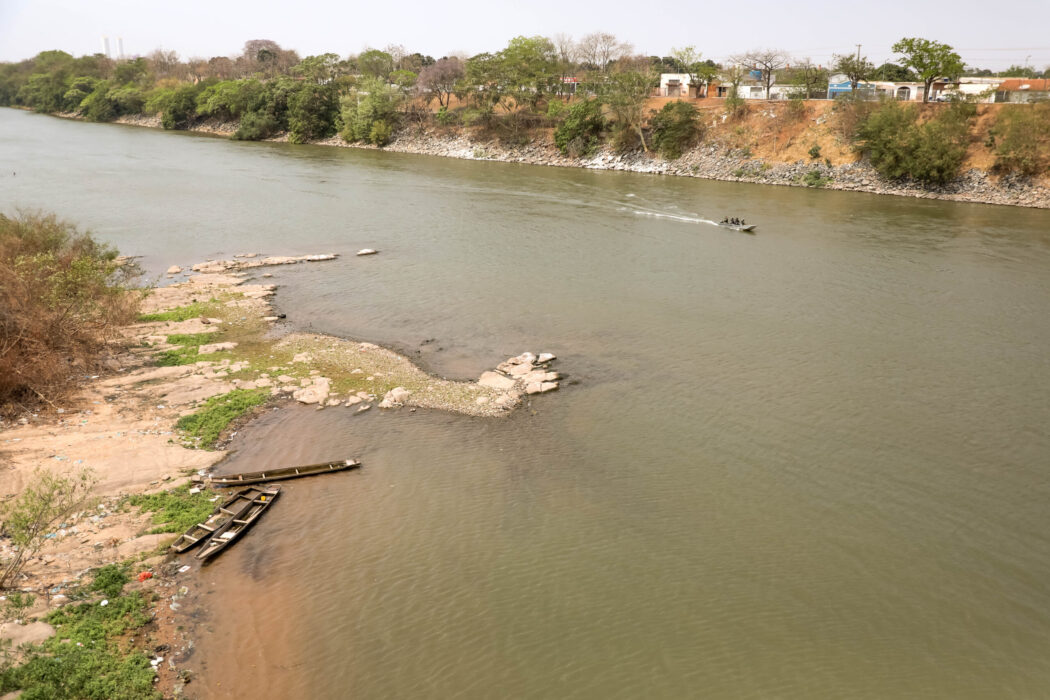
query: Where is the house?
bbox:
[658,73,700,98]
[827,73,877,99]
[994,79,1050,103]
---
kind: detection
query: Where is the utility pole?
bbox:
[856,44,862,61]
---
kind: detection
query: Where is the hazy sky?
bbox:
[2,0,1049,70]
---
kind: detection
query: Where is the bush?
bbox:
[0,212,138,414]
[546,99,567,121]
[724,92,748,121]
[340,77,403,144]
[234,110,280,141]
[650,100,700,159]
[993,103,1050,176]
[801,169,832,188]
[808,144,822,159]
[369,119,393,146]
[554,99,605,157]
[435,106,457,126]
[855,100,972,185]
[287,83,338,144]
[89,565,128,598]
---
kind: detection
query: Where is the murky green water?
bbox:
[5,109,1050,698]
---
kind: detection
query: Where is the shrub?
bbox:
[233,110,280,141]
[554,99,605,157]
[855,100,972,184]
[724,93,748,121]
[435,106,457,126]
[546,99,567,121]
[993,103,1050,176]
[340,77,402,144]
[0,212,138,414]
[808,144,822,159]
[801,169,832,188]
[650,100,700,159]
[287,83,338,144]
[369,119,393,146]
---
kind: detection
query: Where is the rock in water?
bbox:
[356,249,378,256]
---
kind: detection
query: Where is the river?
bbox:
[4,109,1050,698]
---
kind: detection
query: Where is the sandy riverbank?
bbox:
[0,252,560,697]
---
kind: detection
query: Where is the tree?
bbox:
[595,65,656,151]
[417,57,464,107]
[1001,64,1038,78]
[731,49,789,99]
[891,37,964,102]
[650,100,700,158]
[579,32,632,72]
[781,58,828,99]
[294,53,342,83]
[833,52,875,93]
[1,468,96,589]
[873,62,916,81]
[287,83,338,143]
[671,46,717,97]
[358,49,394,79]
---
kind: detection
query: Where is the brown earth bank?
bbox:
[0,254,561,698]
[94,100,1050,210]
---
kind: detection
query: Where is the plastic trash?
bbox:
[178,565,191,574]
[137,571,153,582]
[100,599,108,606]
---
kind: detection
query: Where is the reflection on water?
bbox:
[5,109,1050,698]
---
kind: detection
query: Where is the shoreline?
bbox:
[0,253,560,697]
[92,109,1049,211]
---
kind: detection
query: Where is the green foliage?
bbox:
[196,79,265,120]
[358,49,394,79]
[554,99,605,157]
[165,332,213,345]
[855,100,972,184]
[153,330,214,366]
[992,103,1050,176]
[137,301,212,322]
[891,37,965,101]
[175,389,268,448]
[126,484,217,534]
[89,564,128,598]
[596,69,657,152]
[650,100,700,159]
[146,82,205,129]
[800,169,832,188]
[62,76,99,112]
[369,119,393,146]
[340,77,403,144]
[808,144,822,159]
[0,469,95,588]
[0,592,158,700]
[435,105,457,126]
[724,92,748,121]
[234,110,280,141]
[546,99,567,120]
[287,83,338,144]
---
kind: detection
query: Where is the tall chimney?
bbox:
[117,37,124,59]
[103,36,111,58]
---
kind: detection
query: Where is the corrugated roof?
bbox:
[997,79,1050,91]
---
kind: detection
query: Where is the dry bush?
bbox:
[0,212,139,415]
[830,94,878,141]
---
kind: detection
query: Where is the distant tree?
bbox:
[782,58,828,98]
[1000,64,1038,78]
[147,49,181,80]
[595,64,656,151]
[731,49,789,99]
[891,37,964,102]
[358,49,394,79]
[579,32,632,72]
[671,46,718,97]
[287,83,338,143]
[873,62,917,81]
[294,53,342,83]
[833,53,876,93]
[113,57,149,85]
[417,57,465,108]
[207,56,236,80]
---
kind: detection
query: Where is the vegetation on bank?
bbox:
[174,388,268,448]
[0,211,139,416]
[126,484,219,534]
[0,564,160,700]
[3,36,1047,180]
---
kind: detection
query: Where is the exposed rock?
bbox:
[508,363,534,377]
[166,265,183,274]
[479,371,516,390]
[356,249,378,256]
[525,381,559,395]
[344,396,363,406]
[383,387,412,405]
[291,353,312,363]
[292,377,330,405]
[537,353,556,363]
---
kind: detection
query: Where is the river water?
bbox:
[4,109,1050,698]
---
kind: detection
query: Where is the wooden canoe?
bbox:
[196,485,281,562]
[202,458,360,486]
[169,489,251,554]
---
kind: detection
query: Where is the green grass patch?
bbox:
[165,332,214,346]
[0,568,160,700]
[155,346,201,366]
[126,484,217,534]
[175,388,268,448]
[137,299,215,322]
